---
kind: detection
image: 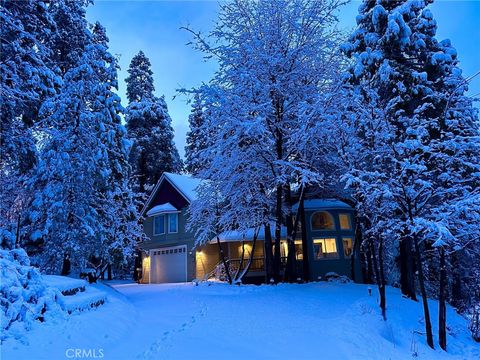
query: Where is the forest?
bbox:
[1,0,479,353]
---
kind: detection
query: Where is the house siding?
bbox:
[142,207,197,282]
[303,208,363,282]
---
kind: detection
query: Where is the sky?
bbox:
[87,0,480,158]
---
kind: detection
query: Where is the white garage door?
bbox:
[150,245,187,283]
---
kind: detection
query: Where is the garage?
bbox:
[149,245,187,283]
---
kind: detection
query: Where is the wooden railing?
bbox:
[228,256,288,273]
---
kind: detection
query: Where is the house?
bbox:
[139,172,363,284]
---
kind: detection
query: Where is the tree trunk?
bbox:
[273,184,283,283]
[233,240,246,282]
[237,230,259,282]
[107,263,112,281]
[15,214,21,247]
[400,234,417,300]
[351,220,362,282]
[284,184,297,283]
[216,236,232,284]
[439,247,447,351]
[299,195,310,281]
[413,233,434,349]
[378,236,387,321]
[369,238,386,320]
[264,223,274,283]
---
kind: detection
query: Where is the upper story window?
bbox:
[311,211,335,230]
[154,215,165,235]
[339,213,352,230]
[168,213,178,233]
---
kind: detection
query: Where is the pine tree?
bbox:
[27,18,141,273]
[125,51,182,195]
[185,94,209,175]
[342,0,480,349]
[1,0,58,228]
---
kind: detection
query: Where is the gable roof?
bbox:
[141,172,202,217]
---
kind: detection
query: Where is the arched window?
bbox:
[311,211,335,230]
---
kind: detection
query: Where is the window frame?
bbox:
[312,237,339,260]
[339,213,352,230]
[153,214,165,235]
[310,211,335,231]
[168,213,178,234]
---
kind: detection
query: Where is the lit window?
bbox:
[168,213,178,233]
[294,240,303,260]
[311,211,335,230]
[313,238,338,259]
[339,214,352,230]
[343,237,353,257]
[154,215,165,235]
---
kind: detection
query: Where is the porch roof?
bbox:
[208,225,287,243]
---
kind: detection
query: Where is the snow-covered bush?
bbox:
[0,243,64,341]
[469,304,480,342]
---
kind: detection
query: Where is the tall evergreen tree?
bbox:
[125,51,182,195]
[184,94,209,175]
[27,16,141,273]
[342,0,480,349]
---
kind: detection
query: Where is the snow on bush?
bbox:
[0,246,65,342]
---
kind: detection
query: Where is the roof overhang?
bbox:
[145,203,180,217]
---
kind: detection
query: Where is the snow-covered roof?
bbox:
[209,225,287,243]
[292,199,352,211]
[163,172,202,202]
[141,172,203,216]
[146,203,178,217]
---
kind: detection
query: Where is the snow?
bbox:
[209,224,287,243]
[42,275,87,293]
[293,198,352,211]
[146,203,178,217]
[3,282,479,360]
[164,172,202,202]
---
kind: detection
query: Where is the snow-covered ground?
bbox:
[2,282,479,360]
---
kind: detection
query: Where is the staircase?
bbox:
[43,275,107,314]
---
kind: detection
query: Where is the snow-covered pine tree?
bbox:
[125,51,182,196]
[47,0,92,77]
[0,1,66,340]
[184,0,345,282]
[184,94,209,176]
[342,0,480,348]
[90,22,143,273]
[1,0,58,231]
[26,17,140,274]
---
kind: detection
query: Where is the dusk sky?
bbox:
[87,0,480,158]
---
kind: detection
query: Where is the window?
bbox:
[313,238,338,259]
[153,215,165,235]
[294,240,303,260]
[311,211,335,230]
[339,214,352,230]
[343,237,353,257]
[168,213,178,233]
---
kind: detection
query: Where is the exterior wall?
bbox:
[196,244,220,279]
[303,208,363,282]
[142,207,196,282]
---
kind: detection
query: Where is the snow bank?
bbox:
[0,248,64,342]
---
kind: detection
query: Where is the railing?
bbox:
[229,256,288,273]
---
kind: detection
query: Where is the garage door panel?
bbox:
[150,245,187,283]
